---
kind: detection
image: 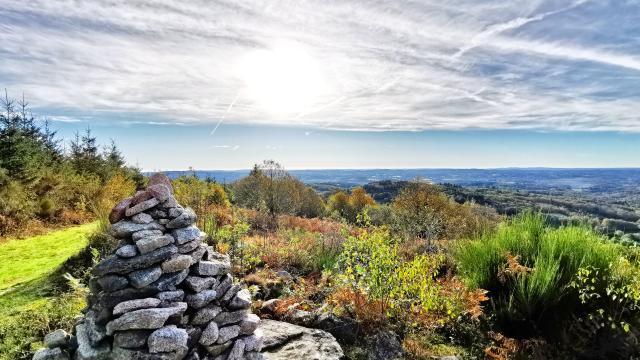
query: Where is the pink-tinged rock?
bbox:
[109,197,132,224]
[148,184,172,202]
[131,190,153,206]
[240,314,261,335]
[148,173,174,193]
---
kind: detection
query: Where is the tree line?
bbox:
[0,92,141,236]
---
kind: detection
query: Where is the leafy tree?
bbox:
[327,187,376,222]
[233,160,323,220]
[327,191,350,219]
[391,181,497,245]
[299,187,325,218]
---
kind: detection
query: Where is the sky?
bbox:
[1,0,639,170]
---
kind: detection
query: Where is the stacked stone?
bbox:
[34,174,262,360]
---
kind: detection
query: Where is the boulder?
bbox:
[132,212,154,224]
[113,329,151,349]
[229,289,252,310]
[94,287,159,311]
[161,255,193,273]
[131,190,153,206]
[147,173,174,193]
[260,319,343,360]
[166,208,197,229]
[170,226,200,244]
[186,290,218,309]
[105,305,186,335]
[44,329,70,349]
[368,331,403,360]
[132,229,164,241]
[110,221,163,238]
[136,235,174,255]
[75,323,110,360]
[157,290,185,303]
[33,347,68,360]
[96,275,129,292]
[260,299,282,314]
[94,245,177,276]
[148,326,188,353]
[129,266,163,288]
[198,322,219,346]
[148,184,172,202]
[213,309,249,326]
[314,312,360,344]
[177,239,202,254]
[240,314,261,335]
[111,346,185,360]
[216,325,240,344]
[192,260,230,277]
[109,198,133,224]
[150,269,189,291]
[112,298,162,315]
[191,305,223,325]
[228,339,245,360]
[115,245,137,258]
[184,276,217,293]
[126,198,160,217]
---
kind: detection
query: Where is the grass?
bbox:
[0,223,96,360]
[455,212,620,337]
[0,222,97,292]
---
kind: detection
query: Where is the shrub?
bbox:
[327,187,376,223]
[334,229,480,332]
[563,263,640,358]
[391,182,499,245]
[244,227,343,274]
[212,221,254,272]
[173,175,230,219]
[455,212,621,338]
[0,278,86,360]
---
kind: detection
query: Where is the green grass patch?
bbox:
[0,223,95,360]
[0,222,97,292]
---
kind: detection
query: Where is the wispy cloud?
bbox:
[1,0,640,131]
[46,116,85,123]
[211,144,240,151]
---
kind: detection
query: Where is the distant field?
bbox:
[0,223,97,292]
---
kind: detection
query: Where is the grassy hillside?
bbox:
[0,223,97,292]
[0,223,96,360]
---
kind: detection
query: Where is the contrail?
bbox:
[210,92,241,136]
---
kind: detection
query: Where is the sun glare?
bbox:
[237,41,328,116]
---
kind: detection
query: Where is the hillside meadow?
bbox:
[2,161,640,359]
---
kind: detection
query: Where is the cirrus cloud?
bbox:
[1,0,639,131]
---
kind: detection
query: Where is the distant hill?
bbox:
[159,168,640,195]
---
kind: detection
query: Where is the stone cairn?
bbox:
[34,174,262,360]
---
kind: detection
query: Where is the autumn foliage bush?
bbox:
[332,228,486,334]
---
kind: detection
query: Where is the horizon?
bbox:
[154,166,640,172]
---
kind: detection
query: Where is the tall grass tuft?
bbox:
[455,212,620,337]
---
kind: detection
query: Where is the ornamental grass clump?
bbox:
[455,212,621,338]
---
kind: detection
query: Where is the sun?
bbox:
[236,41,328,116]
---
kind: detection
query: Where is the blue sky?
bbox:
[1,0,640,169]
